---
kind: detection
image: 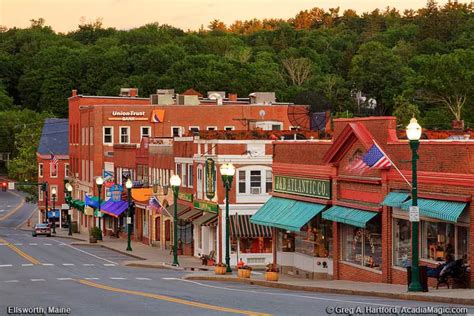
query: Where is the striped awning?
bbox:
[400,198,467,223]
[230,215,272,238]
[322,206,378,228]
[202,216,218,226]
[179,209,203,221]
[194,212,216,226]
[381,192,410,208]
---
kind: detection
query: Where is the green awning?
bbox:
[71,199,85,212]
[250,197,326,232]
[322,206,377,228]
[400,198,466,222]
[381,192,410,208]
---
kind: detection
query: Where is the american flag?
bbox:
[347,143,391,173]
[50,153,59,173]
[148,196,163,214]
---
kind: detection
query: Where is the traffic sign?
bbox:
[8,182,15,190]
[409,206,420,222]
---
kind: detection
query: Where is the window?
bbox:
[120,127,130,144]
[238,170,246,193]
[176,164,182,179]
[141,126,151,139]
[290,126,299,131]
[250,170,261,194]
[393,218,411,267]
[182,164,187,187]
[38,187,44,201]
[207,126,217,131]
[266,170,272,193]
[103,127,113,144]
[50,162,58,178]
[65,163,69,178]
[89,127,93,145]
[188,164,193,188]
[422,221,458,261]
[50,185,58,200]
[271,124,282,130]
[224,126,235,131]
[189,127,200,134]
[38,163,43,178]
[293,216,333,258]
[171,127,182,137]
[341,219,382,270]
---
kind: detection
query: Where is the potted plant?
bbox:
[265,263,279,281]
[237,265,252,278]
[89,227,102,244]
[214,262,227,275]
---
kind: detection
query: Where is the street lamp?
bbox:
[65,183,73,236]
[170,174,181,266]
[51,187,57,234]
[125,178,133,251]
[406,117,423,292]
[95,176,104,241]
[220,163,235,273]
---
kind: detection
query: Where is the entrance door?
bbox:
[165,219,171,249]
[155,217,161,241]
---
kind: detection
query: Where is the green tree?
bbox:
[392,96,420,127]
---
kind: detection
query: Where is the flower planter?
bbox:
[89,236,97,244]
[265,271,279,281]
[207,259,215,266]
[237,269,251,278]
[214,266,227,275]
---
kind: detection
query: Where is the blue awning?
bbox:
[400,198,466,222]
[381,192,410,208]
[250,197,326,232]
[322,206,378,228]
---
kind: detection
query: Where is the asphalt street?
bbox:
[0,190,473,316]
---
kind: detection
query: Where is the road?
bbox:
[0,189,473,316]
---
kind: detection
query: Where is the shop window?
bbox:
[393,218,411,267]
[457,226,469,261]
[421,221,462,262]
[120,127,130,144]
[103,127,113,144]
[294,216,333,257]
[341,219,381,270]
[280,231,295,252]
[233,237,272,254]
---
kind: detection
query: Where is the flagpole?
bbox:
[372,139,412,188]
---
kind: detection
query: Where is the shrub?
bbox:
[89,226,102,239]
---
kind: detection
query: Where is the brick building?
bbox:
[37,118,69,227]
[252,116,473,286]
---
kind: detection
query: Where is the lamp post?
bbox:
[95,176,104,241]
[51,187,57,234]
[406,117,423,292]
[44,182,49,223]
[170,175,181,266]
[125,179,133,251]
[65,183,73,236]
[220,163,235,273]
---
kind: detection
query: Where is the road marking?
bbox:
[31,279,46,282]
[0,238,41,265]
[0,191,25,221]
[43,243,52,246]
[77,279,269,316]
[0,243,5,246]
[84,278,99,280]
[83,264,95,266]
[14,243,23,246]
[162,277,177,280]
[136,278,151,280]
[50,239,117,264]
[29,243,38,246]
[62,263,74,266]
[57,278,73,281]
[22,264,34,267]
[4,280,19,283]
[110,277,127,280]
[42,263,54,266]
[0,264,13,267]
[103,263,117,266]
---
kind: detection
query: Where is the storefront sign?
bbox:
[274,175,331,199]
[178,192,193,202]
[409,206,420,222]
[205,158,216,199]
[193,200,218,213]
[108,111,147,121]
[110,184,123,202]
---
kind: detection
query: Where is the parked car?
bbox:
[32,223,52,237]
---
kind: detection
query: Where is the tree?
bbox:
[281,57,312,86]
[392,96,420,127]
[0,84,13,110]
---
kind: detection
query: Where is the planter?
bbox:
[89,236,97,244]
[207,259,215,266]
[237,269,251,278]
[214,266,227,275]
[265,271,279,281]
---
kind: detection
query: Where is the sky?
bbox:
[1,0,450,33]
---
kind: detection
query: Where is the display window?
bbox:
[421,221,469,262]
[393,218,411,267]
[231,237,272,253]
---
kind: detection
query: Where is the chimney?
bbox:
[228,93,238,101]
[72,90,77,97]
[130,88,138,97]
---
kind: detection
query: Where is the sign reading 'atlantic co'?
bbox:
[274,175,331,199]
[109,111,147,121]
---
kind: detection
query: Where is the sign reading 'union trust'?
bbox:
[274,175,331,199]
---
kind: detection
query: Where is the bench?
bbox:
[428,259,469,289]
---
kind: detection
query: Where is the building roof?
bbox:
[37,118,69,155]
[181,88,203,97]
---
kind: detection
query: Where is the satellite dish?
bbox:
[259,109,266,119]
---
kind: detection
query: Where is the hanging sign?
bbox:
[110,184,123,202]
[205,158,216,199]
[409,206,420,222]
[193,200,218,213]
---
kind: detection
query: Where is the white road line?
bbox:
[50,239,117,264]
[0,264,13,267]
[172,279,403,308]
[30,279,46,282]
[22,264,34,267]
[110,277,126,280]
[4,280,19,283]
[43,243,52,246]
[83,264,95,266]
[42,263,54,266]
[14,243,22,246]
[29,243,38,246]
[136,278,151,280]
[84,278,99,280]
[57,278,73,281]
[103,263,117,266]
[0,243,5,246]
[62,263,74,266]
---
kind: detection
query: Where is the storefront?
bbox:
[192,200,218,259]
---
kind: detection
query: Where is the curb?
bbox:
[183,276,474,306]
[124,262,181,270]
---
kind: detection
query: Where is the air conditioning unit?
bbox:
[151,94,174,105]
[104,151,114,157]
[250,187,261,195]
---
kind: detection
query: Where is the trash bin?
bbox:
[407,266,428,292]
[71,221,78,233]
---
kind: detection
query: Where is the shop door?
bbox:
[155,217,161,241]
[165,220,171,249]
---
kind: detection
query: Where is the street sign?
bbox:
[61,204,69,210]
[409,206,420,222]
[127,217,132,224]
[8,182,15,190]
